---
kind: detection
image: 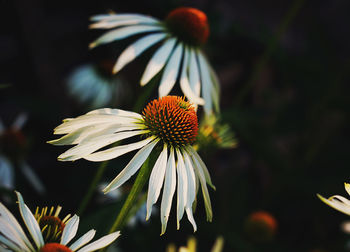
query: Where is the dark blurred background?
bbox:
[1,0,350,251]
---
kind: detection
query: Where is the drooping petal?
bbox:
[90,16,159,29]
[85,137,155,162]
[0,234,22,251]
[160,147,176,235]
[48,123,141,146]
[188,154,213,222]
[183,151,197,232]
[0,202,34,250]
[186,146,215,190]
[76,231,120,252]
[0,218,32,251]
[0,155,14,189]
[188,48,201,98]
[89,25,164,49]
[61,215,79,245]
[86,108,142,119]
[113,33,167,74]
[15,191,44,249]
[175,148,188,229]
[140,38,177,85]
[69,229,96,251]
[90,14,159,23]
[57,130,147,161]
[103,139,159,193]
[180,47,204,105]
[158,43,183,97]
[197,50,214,114]
[53,114,140,135]
[318,194,350,216]
[146,144,168,220]
[19,162,45,194]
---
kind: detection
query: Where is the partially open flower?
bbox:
[0,191,120,251]
[49,96,215,234]
[89,7,220,114]
[318,182,350,216]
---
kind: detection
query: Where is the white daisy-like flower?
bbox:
[0,191,120,252]
[66,63,128,109]
[48,96,215,234]
[0,114,45,194]
[89,7,220,114]
[318,183,350,216]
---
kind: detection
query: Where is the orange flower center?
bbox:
[40,243,72,252]
[165,7,209,45]
[142,96,198,146]
[39,216,66,242]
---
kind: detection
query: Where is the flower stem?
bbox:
[233,0,305,106]
[77,161,108,216]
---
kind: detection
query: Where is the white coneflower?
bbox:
[89,7,219,114]
[0,191,120,251]
[49,96,215,234]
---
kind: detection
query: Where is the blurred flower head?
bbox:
[89,7,220,114]
[49,96,214,234]
[194,114,237,152]
[244,211,278,242]
[66,62,129,109]
[318,182,350,216]
[0,114,44,194]
[0,191,120,251]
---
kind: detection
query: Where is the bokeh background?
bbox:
[1,0,350,251]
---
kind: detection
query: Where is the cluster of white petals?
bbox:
[0,191,120,251]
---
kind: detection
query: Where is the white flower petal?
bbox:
[113,33,167,74]
[175,148,188,229]
[189,154,213,222]
[0,155,14,189]
[12,114,27,130]
[49,123,141,146]
[53,114,140,135]
[188,49,201,97]
[140,38,177,85]
[76,231,120,252]
[160,147,176,235]
[89,25,164,49]
[182,151,197,232]
[186,146,215,190]
[15,191,44,249]
[180,48,205,105]
[85,136,155,162]
[0,202,34,251]
[318,194,350,216]
[158,43,183,97]
[0,218,31,251]
[86,108,142,119]
[19,162,45,194]
[57,130,146,161]
[61,215,79,245]
[0,234,22,252]
[69,229,96,251]
[90,17,159,29]
[103,139,159,193]
[197,50,214,114]
[146,144,168,220]
[90,14,158,23]
[208,62,220,112]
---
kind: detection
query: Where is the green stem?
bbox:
[77,161,108,216]
[110,157,152,232]
[233,0,305,106]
